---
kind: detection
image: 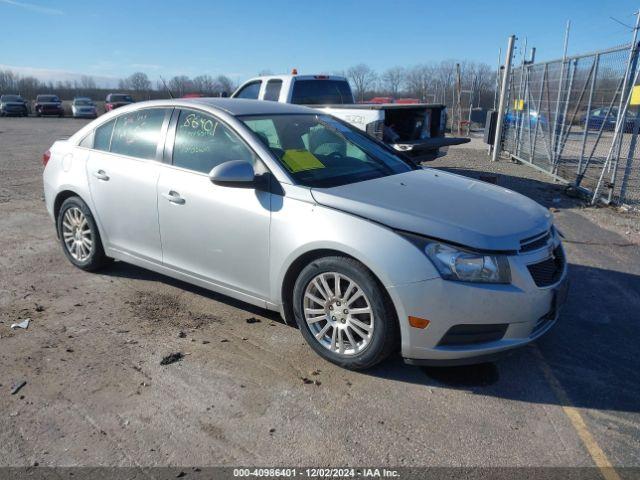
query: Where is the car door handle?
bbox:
[162,190,186,205]
[93,170,109,181]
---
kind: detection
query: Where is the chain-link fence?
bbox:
[500,41,640,208]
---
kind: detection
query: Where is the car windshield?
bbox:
[38,96,59,102]
[111,95,133,102]
[291,80,353,105]
[1,95,22,102]
[240,114,414,188]
[74,99,92,105]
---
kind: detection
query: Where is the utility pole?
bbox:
[492,35,516,161]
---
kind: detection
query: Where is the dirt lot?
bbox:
[1,118,639,472]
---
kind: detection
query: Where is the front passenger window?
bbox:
[172,110,254,174]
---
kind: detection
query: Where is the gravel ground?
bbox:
[0,119,639,472]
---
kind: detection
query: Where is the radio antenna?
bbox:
[159,76,174,99]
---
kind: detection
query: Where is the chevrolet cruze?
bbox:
[42,99,568,370]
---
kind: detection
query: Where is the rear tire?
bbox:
[292,256,399,370]
[57,196,110,272]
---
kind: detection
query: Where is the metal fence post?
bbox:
[492,35,516,161]
[577,54,599,178]
[607,10,640,203]
[551,21,571,165]
[514,39,528,158]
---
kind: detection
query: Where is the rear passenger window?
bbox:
[172,110,254,174]
[264,80,282,101]
[110,108,168,160]
[93,119,115,151]
[235,81,261,99]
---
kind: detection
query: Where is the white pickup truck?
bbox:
[231,74,469,161]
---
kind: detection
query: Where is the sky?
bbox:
[0,0,638,86]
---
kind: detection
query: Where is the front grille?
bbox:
[438,323,508,347]
[520,230,551,252]
[527,247,565,287]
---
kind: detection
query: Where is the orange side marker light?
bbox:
[408,316,430,329]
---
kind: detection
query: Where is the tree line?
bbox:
[0,71,239,102]
[1,61,497,112]
[344,60,497,110]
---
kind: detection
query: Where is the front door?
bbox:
[157,109,272,300]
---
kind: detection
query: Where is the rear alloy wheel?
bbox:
[293,256,398,370]
[57,196,110,271]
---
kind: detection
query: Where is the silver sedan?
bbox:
[42,99,568,369]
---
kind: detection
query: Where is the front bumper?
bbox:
[1,105,27,115]
[388,243,568,364]
[72,109,97,118]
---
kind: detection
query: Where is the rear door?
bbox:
[86,107,171,262]
[156,108,272,300]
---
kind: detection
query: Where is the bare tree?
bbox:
[80,75,96,90]
[215,75,235,96]
[168,75,192,97]
[119,72,151,99]
[347,64,377,102]
[381,67,405,97]
[405,64,436,102]
[192,75,216,94]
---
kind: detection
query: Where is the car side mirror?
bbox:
[209,160,256,187]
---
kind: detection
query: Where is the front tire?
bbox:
[57,196,110,271]
[292,256,399,370]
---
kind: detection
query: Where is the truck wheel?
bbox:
[292,256,399,370]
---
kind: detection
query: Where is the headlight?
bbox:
[424,242,511,283]
[399,232,511,284]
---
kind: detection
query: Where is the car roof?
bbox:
[179,98,317,116]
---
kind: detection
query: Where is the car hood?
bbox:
[310,169,552,252]
[2,101,25,106]
[37,102,61,106]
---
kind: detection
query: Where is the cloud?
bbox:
[0,0,64,15]
[0,64,120,88]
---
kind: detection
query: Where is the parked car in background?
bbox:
[71,97,97,118]
[105,93,134,112]
[0,94,29,116]
[584,107,638,133]
[504,109,549,130]
[232,74,469,161]
[42,98,567,370]
[35,94,64,117]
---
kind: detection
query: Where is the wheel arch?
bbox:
[279,248,397,329]
[53,190,101,240]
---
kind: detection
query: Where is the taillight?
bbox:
[42,150,51,167]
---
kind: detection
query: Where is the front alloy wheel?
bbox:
[303,272,374,356]
[293,256,399,370]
